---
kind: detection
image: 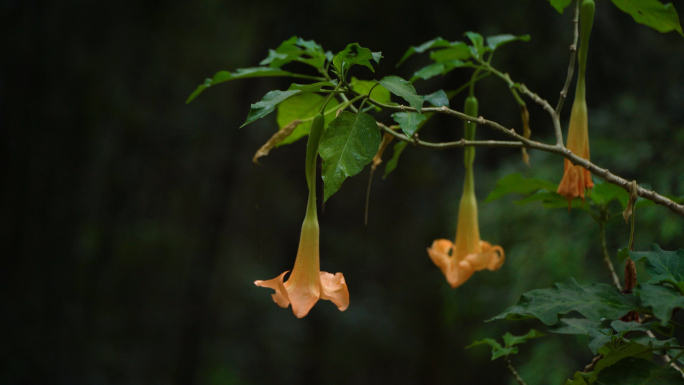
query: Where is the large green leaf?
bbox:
[241,90,301,128]
[392,112,426,137]
[636,283,684,325]
[383,141,407,179]
[491,279,643,325]
[594,356,682,384]
[332,43,380,77]
[378,76,423,112]
[186,67,294,104]
[611,0,683,36]
[484,173,558,203]
[629,244,684,290]
[276,93,339,146]
[550,318,613,354]
[320,111,381,201]
[591,342,654,383]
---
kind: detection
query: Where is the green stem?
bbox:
[577,0,595,84]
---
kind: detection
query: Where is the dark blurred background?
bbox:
[2,0,683,384]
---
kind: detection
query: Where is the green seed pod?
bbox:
[464,96,479,167]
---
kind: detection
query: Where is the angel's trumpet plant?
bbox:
[557,0,595,205]
[427,96,505,288]
[255,112,349,318]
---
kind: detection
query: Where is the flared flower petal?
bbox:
[255,201,349,318]
[427,238,505,289]
[254,270,349,318]
[254,271,290,308]
[319,272,349,311]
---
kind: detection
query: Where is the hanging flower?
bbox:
[254,209,349,318]
[427,95,504,288]
[255,111,348,318]
[557,0,595,205]
[427,184,505,288]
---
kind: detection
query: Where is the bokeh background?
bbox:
[2,0,683,384]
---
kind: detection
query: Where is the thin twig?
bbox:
[599,221,622,290]
[555,0,581,116]
[377,122,523,149]
[368,101,684,217]
[505,356,528,385]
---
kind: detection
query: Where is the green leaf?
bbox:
[590,181,630,208]
[379,76,423,112]
[502,329,546,347]
[332,43,379,77]
[276,93,339,146]
[486,34,531,51]
[429,44,471,62]
[550,318,613,354]
[424,90,450,107]
[320,111,381,201]
[465,338,518,361]
[259,36,329,69]
[186,67,294,104]
[610,0,683,36]
[241,90,301,128]
[465,31,486,58]
[610,320,652,335]
[484,173,558,203]
[630,334,679,351]
[491,279,643,325]
[546,0,573,13]
[564,371,590,385]
[410,60,469,81]
[636,283,684,326]
[350,77,391,109]
[287,81,337,92]
[630,244,684,289]
[396,37,452,67]
[392,112,427,137]
[592,342,654,383]
[594,356,682,385]
[514,191,584,209]
[383,141,407,179]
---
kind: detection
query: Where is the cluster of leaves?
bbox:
[485,245,684,384]
[188,33,529,201]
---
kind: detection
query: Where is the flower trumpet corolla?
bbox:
[557,0,595,205]
[254,112,349,318]
[427,96,504,288]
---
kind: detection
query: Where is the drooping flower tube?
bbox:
[254,112,349,318]
[427,96,505,288]
[557,0,595,205]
